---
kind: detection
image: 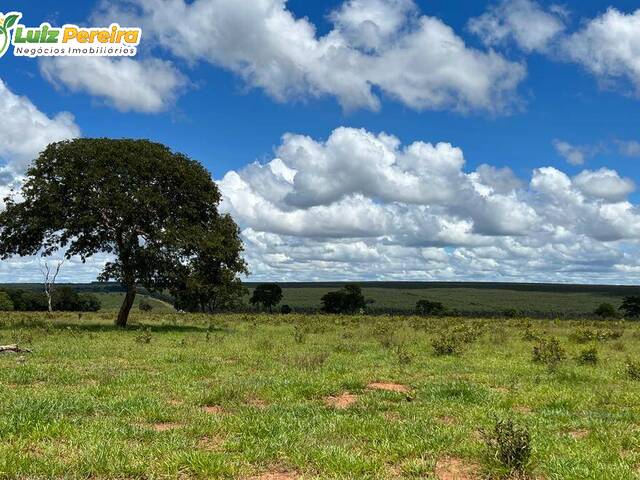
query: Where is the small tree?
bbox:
[0,139,245,327]
[321,284,368,314]
[0,291,13,311]
[620,296,640,319]
[40,258,64,313]
[250,283,282,313]
[53,286,82,311]
[79,294,101,312]
[415,299,446,316]
[594,303,616,319]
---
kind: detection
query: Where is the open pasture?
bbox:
[1,312,640,479]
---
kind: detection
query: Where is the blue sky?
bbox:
[1,0,640,283]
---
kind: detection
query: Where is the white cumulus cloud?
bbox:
[217,127,640,282]
[40,57,187,113]
[93,0,526,114]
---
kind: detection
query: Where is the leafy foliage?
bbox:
[0,139,245,327]
[483,418,532,472]
[577,347,598,365]
[321,284,369,314]
[250,283,283,312]
[594,303,617,318]
[620,296,640,319]
[0,291,14,311]
[532,337,566,370]
[415,299,446,316]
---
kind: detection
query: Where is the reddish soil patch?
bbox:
[150,422,182,432]
[201,405,225,414]
[568,429,589,440]
[246,397,268,409]
[198,435,224,451]
[324,392,357,409]
[368,382,410,393]
[246,470,300,480]
[437,415,457,425]
[434,456,479,480]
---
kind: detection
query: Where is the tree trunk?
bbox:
[116,284,136,328]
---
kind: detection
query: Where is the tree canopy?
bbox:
[0,138,246,326]
[321,284,369,314]
[249,283,282,312]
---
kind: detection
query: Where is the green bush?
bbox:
[483,418,532,473]
[594,303,617,318]
[432,333,464,356]
[570,326,622,344]
[0,291,14,311]
[415,299,445,316]
[626,359,640,380]
[577,347,598,365]
[532,337,566,369]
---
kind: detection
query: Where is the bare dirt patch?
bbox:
[246,397,268,409]
[246,470,300,480]
[434,456,479,480]
[368,382,410,393]
[202,405,225,414]
[436,415,457,425]
[324,392,357,409]
[198,435,224,451]
[568,429,589,440]
[150,422,182,432]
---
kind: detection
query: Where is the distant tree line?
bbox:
[0,287,101,312]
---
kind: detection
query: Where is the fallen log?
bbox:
[0,344,32,354]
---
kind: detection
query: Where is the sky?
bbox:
[1,0,640,284]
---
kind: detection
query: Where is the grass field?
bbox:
[1,312,640,479]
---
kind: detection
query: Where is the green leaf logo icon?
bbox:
[3,14,19,30]
[0,11,21,58]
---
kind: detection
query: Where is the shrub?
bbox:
[627,359,640,380]
[620,296,640,319]
[432,333,464,356]
[532,337,566,370]
[0,291,14,311]
[395,343,414,365]
[594,303,617,319]
[79,294,101,312]
[135,329,152,344]
[372,322,394,348]
[321,284,370,314]
[280,304,292,314]
[482,418,532,473]
[293,323,307,344]
[415,299,446,316]
[570,326,622,344]
[139,300,153,312]
[577,347,598,365]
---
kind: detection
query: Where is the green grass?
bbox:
[267,286,629,315]
[1,312,640,479]
[94,293,174,312]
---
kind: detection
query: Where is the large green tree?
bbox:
[0,138,246,327]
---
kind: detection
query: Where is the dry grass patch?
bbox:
[434,456,480,480]
[150,422,182,432]
[324,392,357,409]
[246,469,300,480]
[367,382,410,393]
[201,405,225,414]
